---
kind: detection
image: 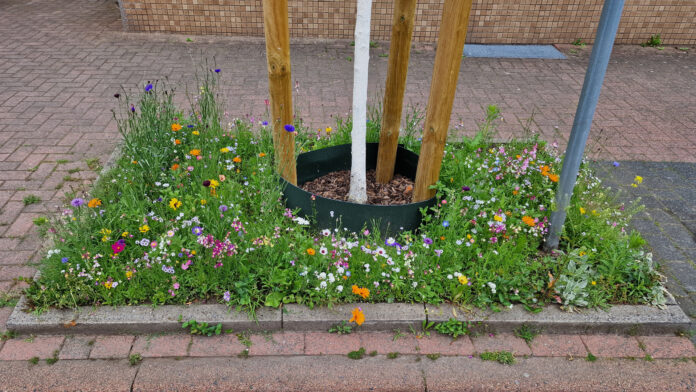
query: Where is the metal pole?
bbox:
[544,0,625,251]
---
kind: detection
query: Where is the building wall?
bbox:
[119,0,696,45]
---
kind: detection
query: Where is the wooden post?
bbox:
[375,0,417,184]
[412,0,472,202]
[262,0,297,185]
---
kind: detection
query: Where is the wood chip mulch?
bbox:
[301,169,414,205]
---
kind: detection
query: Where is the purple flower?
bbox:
[202,180,211,187]
[219,205,228,213]
[130,104,135,113]
[145,83,153,92]
[223,291,231,302]
[442,220,450,227]
[423,237,433,245]
[71,198,85,207]
[612,161,620,167]
[114,93,120,99]
[187,124,194,128]
[61,257,69,263]
[462,186,470,191]
[284,124,295,133]
[214,69,221,73]
[192,226,203,236]
[262,121,269,126]
[434,249,443,257]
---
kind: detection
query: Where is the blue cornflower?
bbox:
[145,83,153,92]
[612,161,620,167]
[442,221,450,227]
[284,124,295,133]
[223,291,231,302]
[187,124,194,128]
[71,198,85,207]
[214,69,221,73]
[423,237,433,245]
[219,205,228,213]
[262,121,269,126]
[61,257,69,264]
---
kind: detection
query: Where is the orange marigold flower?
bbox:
[258,152,266,158]
[87,198,102,208]
[349,307,365,326]
[171,163,180,171]
[522,216,536,227]
[174,139,181,145]
[233,156,242,163]
[171,123,182,132]
[306,248,315,256]
[512,190,519,195]
[189,149,201,156]
[548,173,559,182]
[351,285,370,299]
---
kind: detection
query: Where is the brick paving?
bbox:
[0,0,695,389]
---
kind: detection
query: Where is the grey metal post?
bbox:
[544,0,625,251]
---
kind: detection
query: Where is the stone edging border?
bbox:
[7,296,691,336]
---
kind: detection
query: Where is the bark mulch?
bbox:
[301,170,414,205]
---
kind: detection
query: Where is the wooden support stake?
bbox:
[413,0,472,202]
[376,0,417,184]
[262,0,297,185]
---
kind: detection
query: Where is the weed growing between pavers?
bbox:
[25,69,665,316]
[479,351,515,365]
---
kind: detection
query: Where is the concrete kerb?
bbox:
[6,299,691,335]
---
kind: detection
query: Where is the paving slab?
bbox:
[0,335,64,360]
[638,336,696,359]
[304,332,362,355]
[133,356,425,392]
[58,335,95,360]
[131,335,190,358]
[422,356,696,392]
[248,332,304,356]
[0,359,138,392]
[581,335,644,358]
[416,334,476,356]
[529,334,588,357]
[471,333,533,356]
[188,334,246,357]
[89,335,134,359]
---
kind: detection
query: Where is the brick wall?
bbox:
[119,0,696,45]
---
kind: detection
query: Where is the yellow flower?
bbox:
[591,209,598,216]
[209,179,220,189]
[579,207,586,214]
[122,232,129,237]
[631,183,638,188]
[220,147,230,153]
[349,307,365,326]
[169,198,182,210]
[579,251,587,257]
[125,271,133,279]
[458,275,469,285]
[132,160,138,164]
[591,281,597,286]
[171,123,182,132]
[634,176,643,184]
[494,215,503,222]
[200,199,207,205]
[192,130,200,135]
[87,198,102,208]
[104,281,112,289]
[325,127,332,133]
[139,225,150,233]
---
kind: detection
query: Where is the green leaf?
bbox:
[264,292,284,308]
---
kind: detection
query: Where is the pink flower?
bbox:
[111,239,125,254]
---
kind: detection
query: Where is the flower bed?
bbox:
[26,71,665,314]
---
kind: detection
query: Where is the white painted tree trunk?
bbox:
[347,0,372,204]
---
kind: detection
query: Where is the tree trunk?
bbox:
[347,0,372,204]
